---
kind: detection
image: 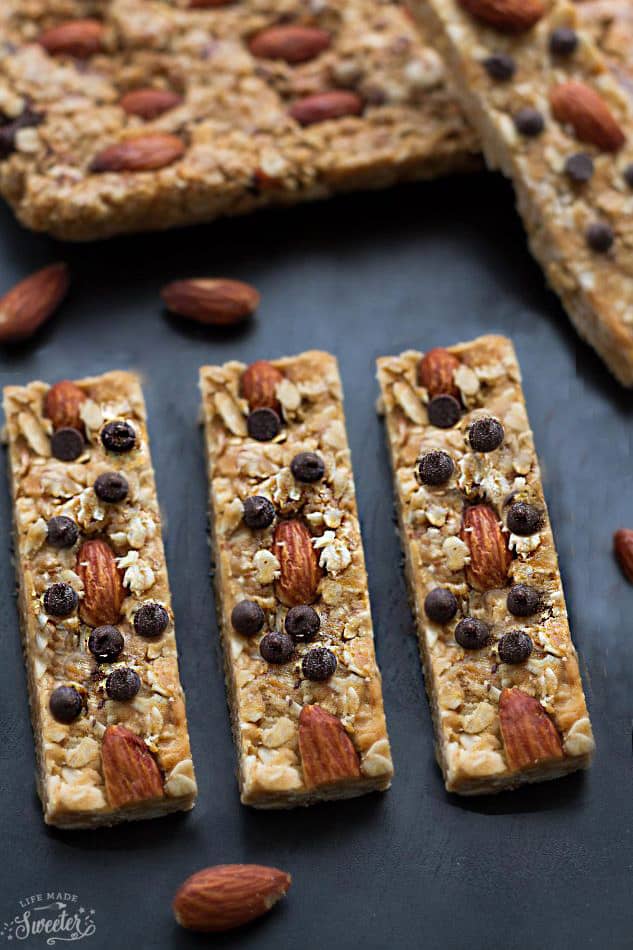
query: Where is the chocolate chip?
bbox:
[427,394,461,429]
[564,152,594,184]
[134,602,169,638]
[507,502,541,535]
[101,420,136,453]
[514,108,544,137]
[106,667,141,701]
[549,27,578,56]
[43,582,77,618]
[302,647,337,682]
[0,107,43,159]
[259,631,294,664]
[455,617,490,650]
[483,53,515,81]
[94,471,128,503]
[498,630,533,664]
[243,495,275,530]
[231,600,265,637]
[51,427,84,461]
[47,515,79,548]
[247,407,281,441]
[507,584,541,617]
[468,416,504,452]
[49,685,83,724]
[88,625,124,663]
[624,164,633,188]
[285,605,320,643]
[416,450,454,486]
[424,588,458,624]
[290,451,325,483]
[585,222,614,253]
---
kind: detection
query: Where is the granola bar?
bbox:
[0,0,478,240]
[377,335,594,794]
[409,0,633,386]
[200,351,393,807]
[3,371,197,828]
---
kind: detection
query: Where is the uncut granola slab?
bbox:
[200,351,393,807]
[377,335,594,794]
[409,0,633,386]
[0,0,477,240]
[3,371,197,828]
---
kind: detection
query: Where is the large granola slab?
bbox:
[3,371,197,828]
[377,335,594,794]
[200,351,393,807]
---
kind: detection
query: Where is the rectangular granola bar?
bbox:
[377,335,594,794]
[409,0,633,386]
[3,371,197,828]
[200,351,393,807]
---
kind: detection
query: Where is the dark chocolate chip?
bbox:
[514,108,544,137]
[302,647,337,682]
[507,584,541,617]
[290,451,325,483]
[94,471,129,503]
[49,685,83,723]
[483,53,515,81]
[585,222,614,253]
[416,450,454,486]
[134,602,170,638]
[43,582,77,618]
[424,588,458,624]
[106,667,141,701]
[507,502,541,535]
[231,600,265,637]
[0,108,43,159]
[468,416,504,452]
[243,495,275,530]
[259,631,294,664]
[46,515,79,548]
[549,27,578,56]
[455,617,490,650]
[427,394,461,429]
[498,630,533,664]
[88,625,124,663]
[247,407,281,442]
[101,420,136,453]
[564,152,594,184]
[624,164,633,189]
[51,427,84,461]
[285,605,321,643]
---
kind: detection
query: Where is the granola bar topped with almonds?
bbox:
[377,335,594,794]
[3,371,197,828]
[200,351,393,807]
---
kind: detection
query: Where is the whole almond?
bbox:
[289,90,363,126]
[417,347,460,398]
[299,705,361,789]
[101,725,164,808]
[77,539,125,627]
[45,380,86,432]
[460,504,512,591]
[38,19,105,58]
[249,25,331,64]
[119,88,183,120]
[614,528,633,583]
[273,519,322,606]
[161,278,260,326]
[550,81,626,152]
[0,263,69,344]
[458,0,544,33]
[89,133,185,173]
[188,0,235,6]
[173,865,291,933]
[499,688,564,772]
[241,360,283,412]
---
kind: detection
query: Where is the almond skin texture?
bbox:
[499,688,564,772]
[76,539,125,627]
[241,360,283,413]
[299,705,361,789]
[458,0,544,33]
[101,725,164,809]
[161,278,260,326]
[614,529,633,583]
[417,347,460,398]
[45,380,86,432]
[289,91,363,126]
[188,0,234,6]
[173,865,291,933]
[273,520,322,607]
[461,505,512,591]
[119,88,183,120]
[89,134,185,172]
[249,25,331,64]
[0,263,69,344]
[38,19,105,58]
[550,82,626,151]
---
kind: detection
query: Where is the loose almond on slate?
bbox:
[173,865,291,933]
[161,278,260,326]
[613,529,633,583]
[0,263,69,344]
